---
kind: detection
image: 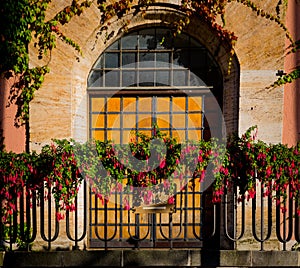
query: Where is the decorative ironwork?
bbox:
[1,179,300,251]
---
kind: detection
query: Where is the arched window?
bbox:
[87,27,224,248]
[88,28,223,144]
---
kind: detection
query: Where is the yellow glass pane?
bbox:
[188,97,202,111]
[122,130,134,144]
[123,98,136,112]
[188,113,202,128]
[91,98,105,112]
[107,114,119,128]
[123,114,136,129]
[107,98,120,112]
[188,130,201,141]
[92,131,104,141]
[157,115,169,129]
[172,97,185,112]
[157,97,170,112]
[172,130,185,142]
[172,114,185,129]
[106,131,114,141]
[188,130,201,140]
[111,131,120,143]
[91,114,104,128]
[138,116,152,129]
[138,97,151,112]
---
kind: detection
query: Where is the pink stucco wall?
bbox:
[0,77,25,153]
[282,0,300,146]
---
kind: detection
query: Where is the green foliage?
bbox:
[1,222,33,251]
[0,0,299,123]
[1,126,300,223]
[270,67,300,88]
[96,0,299,79]
[0,0,92,123]
[214,126,300,213]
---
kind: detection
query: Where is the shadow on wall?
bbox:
[0,76,25,153]
[0,78,6,151]
[0,127,4,151]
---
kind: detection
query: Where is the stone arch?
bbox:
[70,4,239,142]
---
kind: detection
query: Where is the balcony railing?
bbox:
[1,178,300,251]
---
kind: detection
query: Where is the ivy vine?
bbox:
[0,0,299,123]
[0,0,92,123]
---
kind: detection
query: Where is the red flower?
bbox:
[159,159,166,169]
[124,198,130,210]
[56,212,64,221]
[248,188,256,199]
[246,142,251,149]
[168,196,175,204]
[281,206,287,213]
[266,166,272,177]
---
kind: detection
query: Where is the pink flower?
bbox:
[159,159,166,169]
[199,170,205,182]
[291,161,295,169]
[266,166,272,177]
[163,179,170,190]
[251,128,258,140]
[96,193,103,201]
[281,206,287,213]
[116,182,123,192]
[263,189,271,197]
[56,212,65,221]
[246,142,251,150]
[143,190,153,205]
[68,203,76,211]
[212,195,221,203]
[248,188,256,199]
[124,198,130,210]
[168,196,175,204]
[257,152,266,160]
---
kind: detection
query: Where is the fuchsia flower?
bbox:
[168,196,175,204]
[143,190,153,205]
[248,188,256,199]
[159,159,166,169]
[163,179,170,190]
[199,170,205,182]
[246,142,251,150]
[281,206,287,213]
[124,198,130,210]
[2,126,300,223]
[56,212,64,221]
[257,152,266,161]
[266,166,272,177]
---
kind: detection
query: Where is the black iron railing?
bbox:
[1,178,300,251]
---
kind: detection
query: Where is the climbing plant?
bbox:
[96,0,299,81]
[0,0,299,123]
[0,0,92,123]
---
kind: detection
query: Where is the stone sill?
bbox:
[1,250,300,267]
